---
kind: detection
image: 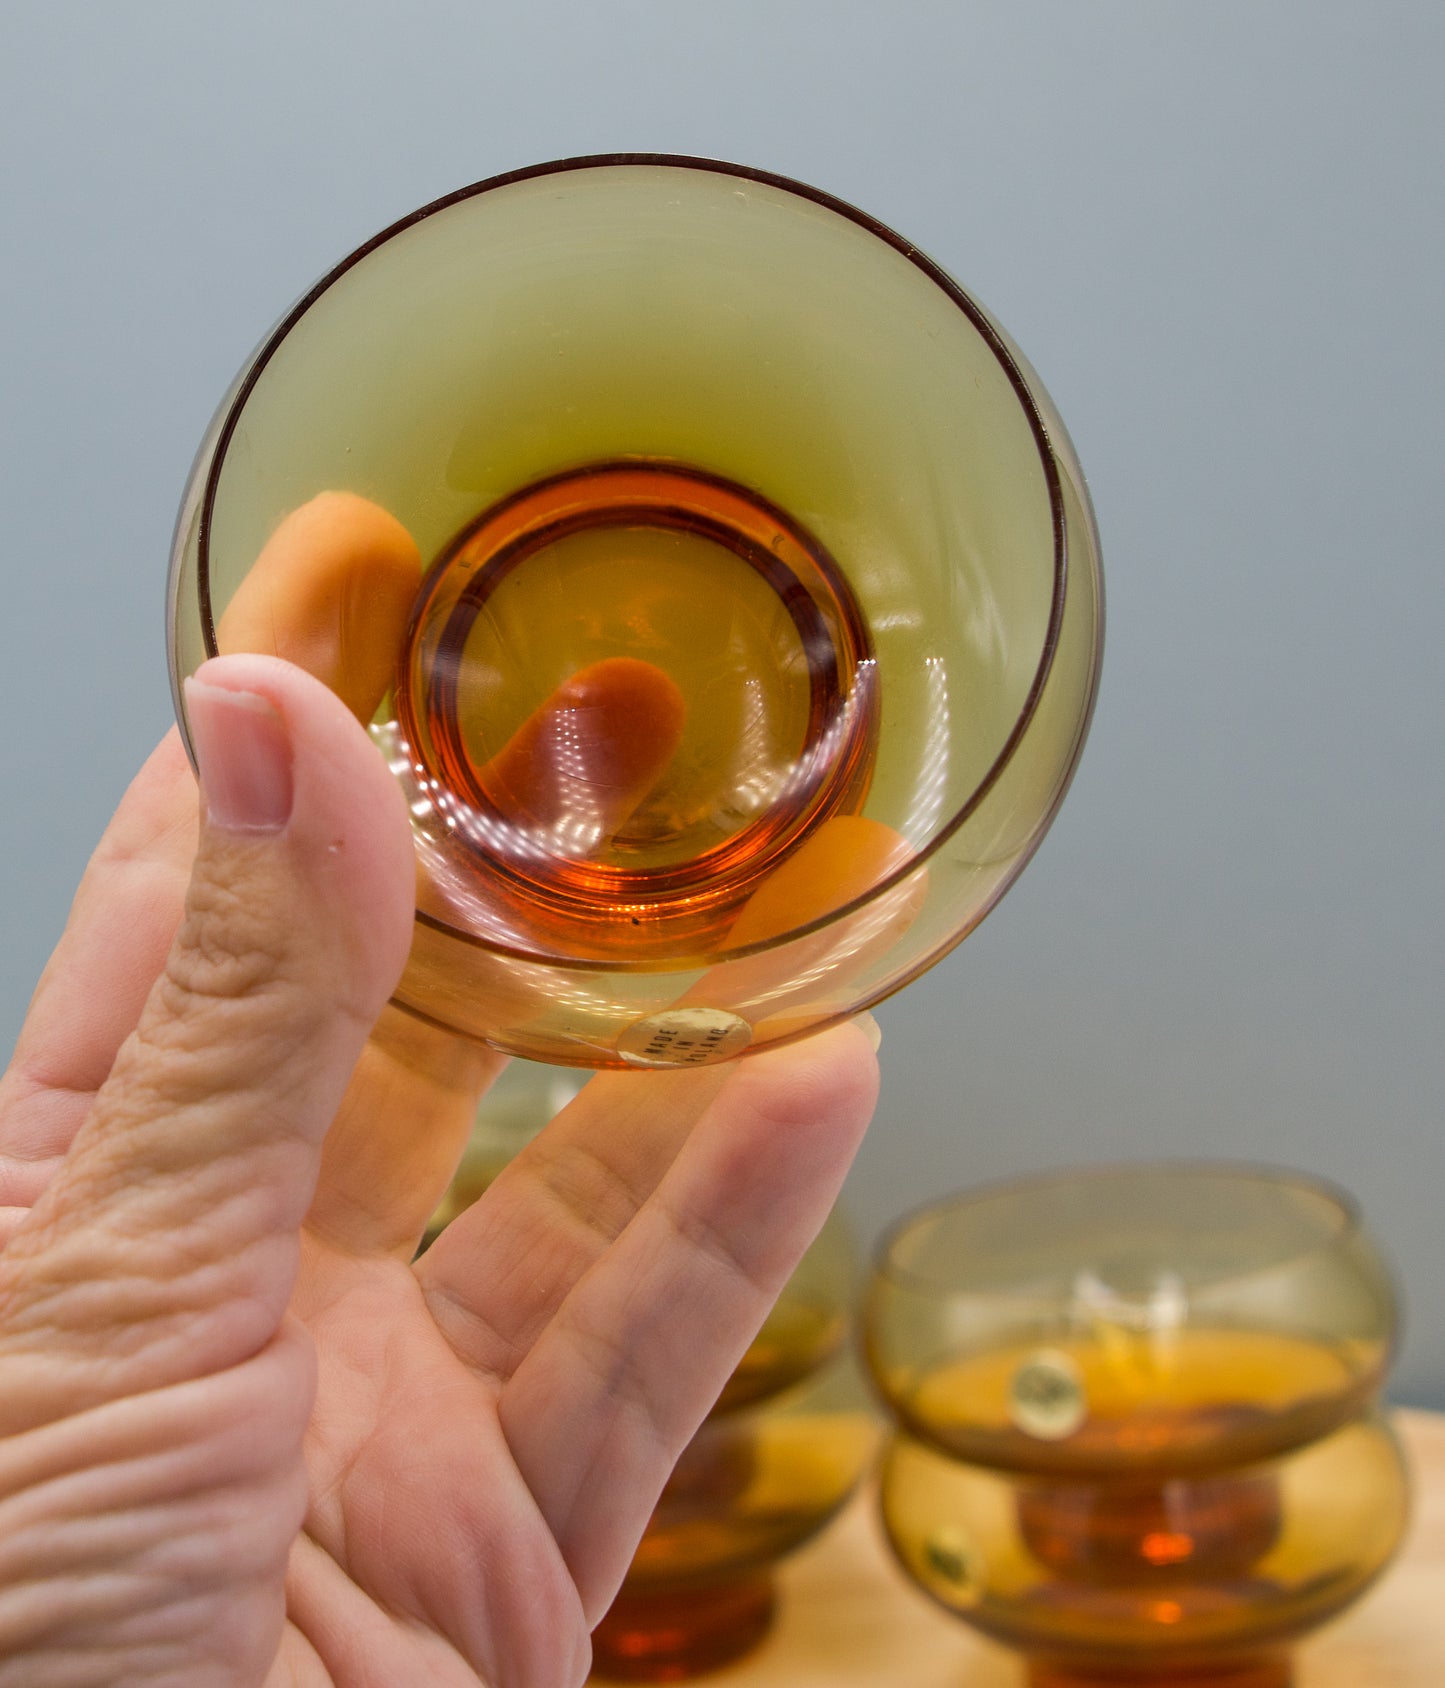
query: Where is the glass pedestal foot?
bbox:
[591,1572,777,1681]
[1030,1655,1290,1688]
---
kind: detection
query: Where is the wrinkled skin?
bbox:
[0,498,878,1686]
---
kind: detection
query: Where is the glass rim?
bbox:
[184,152,1078,972]
[869,1159,1364,1300]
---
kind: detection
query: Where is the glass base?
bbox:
[1030,1655,1290,1688]
[591,1572,777,1681]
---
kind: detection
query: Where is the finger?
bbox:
[0,655,415,1436]
[217,491,421,724]
[0,492,420,1225]
[219,496,681,1254]
[415,1059,736,1376]
[301,1002,505,1261]
[683,813,925,1037]
[412,657,686,941]
[0,731,198,1236]
[218,493,504,1255]
[496,1021,878,1617]
[725,815,915,948]
[474,657,686,840]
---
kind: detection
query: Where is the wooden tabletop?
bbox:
[704,1410,1444,1687]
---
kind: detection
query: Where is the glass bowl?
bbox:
[425,1103,876,1682]
[591,1209,879,1681]
[878,1415,1407,1686]
[169,155,1103,1068]
[862,1166,1407,1688]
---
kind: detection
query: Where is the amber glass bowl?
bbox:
[592,1210,878,1681]
[424,1084,877,1682]
[168,154,1102,1069]
[862,1166,1407,1687]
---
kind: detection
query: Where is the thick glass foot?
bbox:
[1030,1655,1291,1688]
[591,1572,777,1682]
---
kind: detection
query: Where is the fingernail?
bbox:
[852,1012,883,1053]
[184,677,294,832]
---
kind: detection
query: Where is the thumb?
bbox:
[0,654,415,1435]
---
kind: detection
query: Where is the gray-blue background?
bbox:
[2,3,1441,1404]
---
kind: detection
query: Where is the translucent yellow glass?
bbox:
[880,1414,1407,1678]
[169,156,1103,1067]
[863,1167,1407,1688]
[426,1094,875,1682]
[594,1240,878,1682]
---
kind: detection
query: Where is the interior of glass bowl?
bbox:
[177,156,1067,969]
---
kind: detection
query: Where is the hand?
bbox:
[0,503,879,1687]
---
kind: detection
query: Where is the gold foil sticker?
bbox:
[1009,1348,1087,1440]
[616,1008,754,1067]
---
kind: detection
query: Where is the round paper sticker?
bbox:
[616,1009,754,1067]
[1009,1349,1087,1441]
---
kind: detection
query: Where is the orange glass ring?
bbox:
[168,155,1104,1068]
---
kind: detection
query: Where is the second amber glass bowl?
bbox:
[169,156,1103,1067]
[427,1095,876,1683]
[863,1166,1407,1687]
[592,1212,878,1681]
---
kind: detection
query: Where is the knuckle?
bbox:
[662,1195,762,1297]
[126,862,317,1097]
[168,862,289,1003]
[529,1136,647,1251]
[167,858,320,1017]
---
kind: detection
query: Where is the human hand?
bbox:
[0,501,879,1687]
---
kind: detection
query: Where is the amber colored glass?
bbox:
[862,1167,1407,1687]
[591,1210,878,1681]
[168,155,1103,1069]
[423,1084,877,1681]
